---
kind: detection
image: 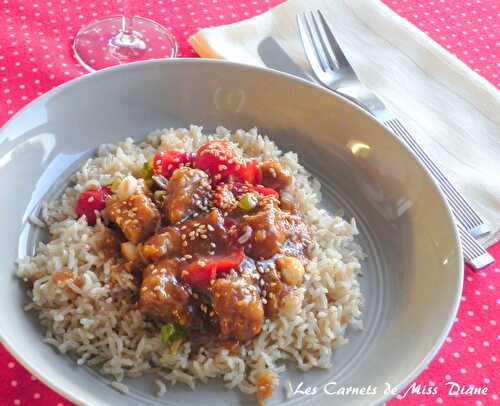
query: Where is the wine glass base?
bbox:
[73,15,177,72]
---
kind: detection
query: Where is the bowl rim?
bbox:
[0,58,463,406]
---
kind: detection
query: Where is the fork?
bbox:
[297,10,494,269]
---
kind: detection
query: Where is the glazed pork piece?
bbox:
[164,167,212,224]
[106,182,160,244]
[260,161,292,191]
[140,209,230,262]
[138,259,192,325]
[140,227,181,263]
[241,197,312,260]
[210,274,264,341]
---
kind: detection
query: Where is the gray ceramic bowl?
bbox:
[0,59,462,406]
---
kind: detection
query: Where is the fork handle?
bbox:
[457,222,495,270]
[384,118,489,238]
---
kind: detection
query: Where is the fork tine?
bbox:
[297,13,327,80]
[309,10,337,71]
[302,12,331,73]
[316,10,352,70]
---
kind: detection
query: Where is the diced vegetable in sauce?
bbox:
[160,323,186,343]
[238,193,258,211]
[152,149,193,179]
[181,248,245,288]
[153,190,167,205]
[195,140,242,182]
[236,159,262,184]
[233,183,279,199]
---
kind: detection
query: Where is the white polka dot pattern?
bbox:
[0,1,498,405]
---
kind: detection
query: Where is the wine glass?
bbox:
[73,1,177,72]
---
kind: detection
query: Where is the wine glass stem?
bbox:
[121,15,132,35]
[109,0,146,51]
[121,0,132,34]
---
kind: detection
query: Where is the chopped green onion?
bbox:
[154,190,167,205]
[238,193,258,211]
[110,177,123,193]
[160,323,186,344]
[137,161,153,180]
[160,324,175,343]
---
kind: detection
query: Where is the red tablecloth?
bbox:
[0,1,498,405]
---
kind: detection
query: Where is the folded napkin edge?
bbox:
[188,33,222,60]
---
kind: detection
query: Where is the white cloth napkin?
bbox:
[189,0,500,246]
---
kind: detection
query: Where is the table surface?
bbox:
[0,1,498,405]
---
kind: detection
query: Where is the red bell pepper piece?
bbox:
[152,149,193,179]
[236,159,262,184]
[232,183,279,199]
[181,248,245,287]
[195,140,242,182]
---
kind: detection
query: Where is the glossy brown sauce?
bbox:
[102,157,312,344]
